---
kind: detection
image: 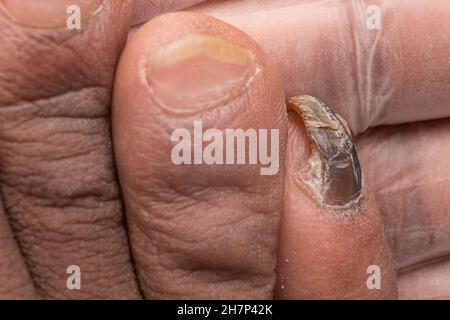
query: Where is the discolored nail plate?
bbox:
[0,0,104,28]
[145,34,260,114]
[288,95,362,209]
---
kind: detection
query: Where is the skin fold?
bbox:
[0,0,448,299]
[186,0,450,134]
[0,0,140,299]
[356,120,450,299]
[132,0,208,26]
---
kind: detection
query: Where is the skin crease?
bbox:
[186,0,450,134]
[0,0,447,299]
[0,196,35,298]
[132,0,208,26]
[356,120,450,299]
[0,0,141,299]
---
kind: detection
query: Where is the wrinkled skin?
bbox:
[0,0,448,299]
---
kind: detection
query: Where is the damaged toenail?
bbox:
[288,95,362,209]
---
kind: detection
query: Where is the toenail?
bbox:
[288,95,363,209]
[144,34,261,115]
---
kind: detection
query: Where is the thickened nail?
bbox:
[288,95,362,209]
[0,0,104,28]
[145,34,260,114]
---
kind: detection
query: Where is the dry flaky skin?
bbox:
[288,95,362,209]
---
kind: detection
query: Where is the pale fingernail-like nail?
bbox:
[0,0,104,28]
[288,95,362,209]
[145,34,260,114]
